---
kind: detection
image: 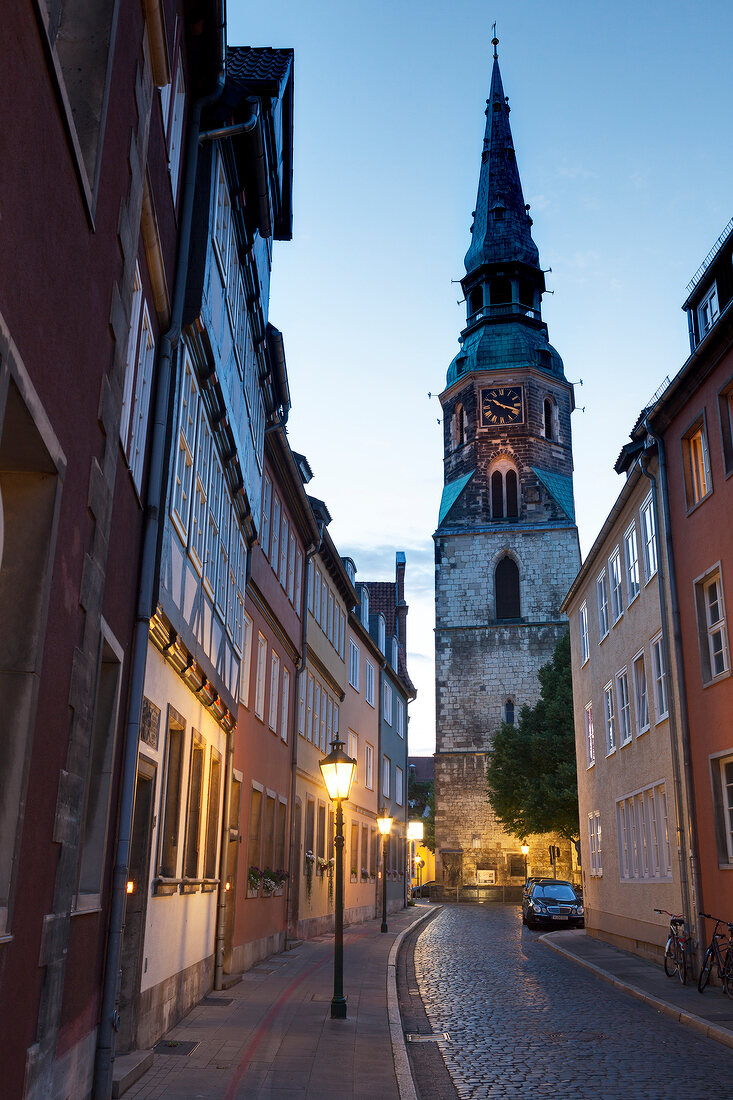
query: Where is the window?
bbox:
[584,703,595,767]
[712,753,733,864]
[717,379,733,477]
[214,155,232,275]
[504,698,515,726]
[682,419,712,508]
[365,743,374,790]
[396,699,405,738]
[165,51,186,200]
[625,524,640,603]
[695,569,730,682]
[204,750,222,879]
[361,823,369,877]
[698,282,719,338]
[365,660,375,707]
[603,682,616,755]
[579,602,589,664]
[261,475,272,557]
[633,651,649,733]
[254,634,267,720]
[490,464,519,519]
[616,783,672,880]
[349,640,360,690]
[361,588,370,629]
[120,273,156,492]
[384,681,393,725]
[543,397,557,441]
[641,494,658,581]
[248,787,263,885]
[279,515,289,586]
[317,803,326,863]
[313,684,321,751]
[280,667,290,743]
[597,570,609,639]
[328,592,335,645]
[378,615,386,654]
[587,812,602,876]
[276,800,287,873]
[348,731,358,783]
[240,613,253,707]
[321,578,328,629]
[395,766,404,806]
[651,633,668,719]
[307,559,315,614]
[304,797,315,871]
[616,670,632,746]
[306,674,314,742]
[297,673,306,738]
[382,755,391,798]
[294,549,303,612]
[609,550,623,623]
[495,556,520,620]
[287,534,296,601]
[159,708,185,877]
[171,352,197,539]
[269,652,280,731]
[184,733,205,878]
[271,497,281,574]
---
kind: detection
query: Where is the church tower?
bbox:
[433,40,581,888]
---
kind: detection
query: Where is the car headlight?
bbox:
[572,905,584,915]
[531,900,547,912]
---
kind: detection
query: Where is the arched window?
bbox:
[490,278,511,304]
[453,403,465,447]
[504,699,515,726]
[468,287,483,317]
[544,397,558,442]
[489,462,520,520]
[495,556,520,620]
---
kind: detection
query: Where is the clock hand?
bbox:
[490,400,517,412]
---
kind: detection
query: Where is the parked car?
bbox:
[522,880,584,930]
[412,880,436,899]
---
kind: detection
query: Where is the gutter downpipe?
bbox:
[93,44,227,1099]
[642,421,704,961]
[285,526,324,939]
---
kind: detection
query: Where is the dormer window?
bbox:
[361,587,369,629]
[392,637,398,669]
[698,283,719,338]
[378,614,386,654]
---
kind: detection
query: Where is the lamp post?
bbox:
[415,855,424,895]
[376,808,393,933]
[319,737,356,1020]
[521,842,529,879]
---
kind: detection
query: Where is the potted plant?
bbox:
[305,850,315,902]
[247,866,262,896]
[350,866,358,883]
[262,869,279,896]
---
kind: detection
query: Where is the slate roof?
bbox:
[438,472,472,527]
[363,581,416,697]
[226,46,293,97]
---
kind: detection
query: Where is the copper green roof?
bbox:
[438,472,473,526]
[531,467,575,521]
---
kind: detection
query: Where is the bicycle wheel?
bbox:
[677,942,687,985]
[722,951,733,997]
[664,936,678,978]
[698,947,714,993]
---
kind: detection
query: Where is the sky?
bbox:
[228,1,733,756]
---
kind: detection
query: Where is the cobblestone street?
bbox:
[414,905,733,1099]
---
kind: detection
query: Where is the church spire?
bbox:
[464,46,539,275]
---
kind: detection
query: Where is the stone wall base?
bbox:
[51,1028,96,1100]
[136,954,214,1051]
[228,931,286,977]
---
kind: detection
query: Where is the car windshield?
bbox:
[533,884,577,901]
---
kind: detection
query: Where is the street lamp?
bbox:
[521,842,529,879]
[319,737,357,1019]
[376,808,393,933]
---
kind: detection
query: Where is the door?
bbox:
[117,760,155,1053]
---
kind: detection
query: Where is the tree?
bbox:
[485,631,579,841]
[407,772,435,853]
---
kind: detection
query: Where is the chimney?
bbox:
[395,551,407,650]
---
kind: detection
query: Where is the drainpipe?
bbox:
[642,423,704,961]
[93,37,229,1099]
[285,526,324,939]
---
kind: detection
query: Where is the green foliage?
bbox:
[407,773,435,853]
[485,631,579,841]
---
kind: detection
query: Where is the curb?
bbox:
[387,906,443,1100]
[541,934,733,1052]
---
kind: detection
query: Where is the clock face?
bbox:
[480,386,523,426]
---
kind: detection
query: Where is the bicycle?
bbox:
[697,912,733,995]
[654,908,688,984]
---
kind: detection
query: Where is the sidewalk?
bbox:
[542,928,733,1050]
[113,905,433,1099]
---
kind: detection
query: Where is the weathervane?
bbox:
[492,22,499,60]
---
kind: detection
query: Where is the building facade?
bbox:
[562,459,690,960]
[433,45,580,889]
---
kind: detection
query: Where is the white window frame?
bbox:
[279,514,289,587]
[361,588,369,629]
[698,570,731,681]
[616,669,632,746]
[603,682,616,755]
[254,634,267,720]
[271,497,281,576]
[348,731,358,783]
[651,632,668,720]
[365,743,374,790]
[171,350,198,542]
[395,765,404,807]
[396,699,405,739]
[261,475,272,558]
[239,612,253,707]
[682,418,712,509]
[579,602,589,665]
[597,570,610,640]
[166,51,186,199]
[587,811,602,877]
[349,639,360,691]
[633,650,649,734]
[365,660,375,707]
[378,615,386,654]
[383,681,393,726]
[641,493,658,582]
[382,755,390,798]
[625,522,640,604]
[616,782,672,881]
[269,652,280,731]
[584,702,595,767]
[609,549,623,624]
[698,282,719,338]
[712,751,733,865]
[279,666,289,743]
